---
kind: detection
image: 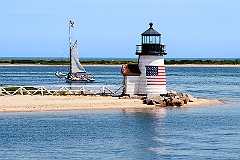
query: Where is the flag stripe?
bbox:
[147,79,166,82]
[147,83,166,86]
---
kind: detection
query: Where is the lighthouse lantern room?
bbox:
[122,23,167,95]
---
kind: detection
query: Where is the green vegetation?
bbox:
[6,59,69,65]
[80,60,138,65]
[0,59,239,65]
[164,59,240,65]
[0,59,139,65]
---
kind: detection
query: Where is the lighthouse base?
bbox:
[122,55,167,95]
[123,75,167,95]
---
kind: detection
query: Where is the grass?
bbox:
[0,59,239,65]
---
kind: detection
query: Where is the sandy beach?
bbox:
[0,95,222,112]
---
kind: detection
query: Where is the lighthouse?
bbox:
[122,23,167,95]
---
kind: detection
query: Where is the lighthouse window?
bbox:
[144,36,147,44]
[142,36,146,44]
[150,36,154,44]
[144,36,149,44]
[156,36,160,44]
[143,36,160,44]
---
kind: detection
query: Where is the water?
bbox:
[0,66,240,159]
[0,66,122,86]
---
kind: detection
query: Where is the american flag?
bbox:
[146,66,166,85]
[70,21,74,28]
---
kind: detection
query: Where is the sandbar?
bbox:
[0,95,222,112]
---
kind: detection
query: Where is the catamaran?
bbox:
[55,20,95,83]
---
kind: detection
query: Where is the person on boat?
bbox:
[82,74,89,80]
[67,73,73,79]
[74,73,80,78]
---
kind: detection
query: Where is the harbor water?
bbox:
[0,65,239,159]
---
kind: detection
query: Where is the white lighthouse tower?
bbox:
[122,23,167,95]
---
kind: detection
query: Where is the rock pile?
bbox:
[143,90,194,107]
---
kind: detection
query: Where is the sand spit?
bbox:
[0,95,222,112]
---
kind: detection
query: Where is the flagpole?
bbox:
[69,20,72,47]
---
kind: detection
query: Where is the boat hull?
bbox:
[56,71,95,83]
[65,78,95,83]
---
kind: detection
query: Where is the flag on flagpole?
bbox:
[70,21,74,28]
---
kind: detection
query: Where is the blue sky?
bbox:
[0,0,239,59]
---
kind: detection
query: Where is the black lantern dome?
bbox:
[141,22,160,36]
[136,23,167,55]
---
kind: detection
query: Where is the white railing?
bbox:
[0,85,125,96]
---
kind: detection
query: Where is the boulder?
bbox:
[169,90,178,95]
[146,99,155,105]
[171,98,184,107]
[166,98,173,106]
[180,97,189,104]
[142,91,195,107]
[186,94,194,102]
[155,101,167,107]
[146,94,165,105]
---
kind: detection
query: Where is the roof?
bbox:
[141,22,161,36]
[121,64,141,76]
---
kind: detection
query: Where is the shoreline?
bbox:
[0,64,239,67]
[0,95,222,113]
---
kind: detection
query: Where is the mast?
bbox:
[68,21,86,74]
[69,20,73,73]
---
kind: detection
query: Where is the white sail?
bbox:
[70,41,86,73]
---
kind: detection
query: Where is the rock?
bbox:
[146,99,155,105]
[141,91,196,107]
[143,99,147,104]
[182,93,187,98]
[172,98,184,107]
[189,99,194,102]
[166,98,173,106]
[175,96,180,99]
[155,101,167,107]
[169,90,177,95]
[186,94,194,102]
[149,94,164,102]
[180,97,189,104]
[121,95,130,99]
[145,94,165,105]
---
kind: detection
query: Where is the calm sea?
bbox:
[0,66,239,159]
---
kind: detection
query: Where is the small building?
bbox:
[121,23,167,95]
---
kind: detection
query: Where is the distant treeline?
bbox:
[0,59,239,65]
[165,59,240,65]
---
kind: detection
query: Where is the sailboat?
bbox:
[55,20,95,83]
